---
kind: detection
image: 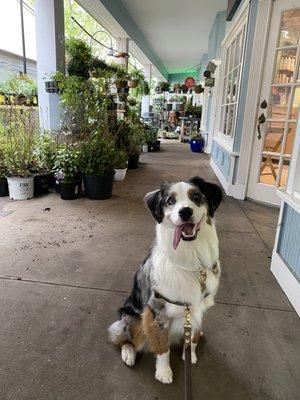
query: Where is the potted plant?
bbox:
[79,131,116,200]
[113,149,128,182]
[2,106,37,200]
[90,57,109,78]
[194,84,204,94]
[127,124,143,169]
[181,84,188,93]
[0,74,38,105]
[0,137,8,197]
[190,132,205,153]
[173,83,181,92]
[65,38,93,80]
[53,145,81,200]
[157,81,170,93]
[32,133,57,195]
[109,62,128,89]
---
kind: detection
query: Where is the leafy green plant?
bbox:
[33,133,57,172]
[128,69,150,98]
[185,101,202,118]
[53,145,80,183]
[66,38,93,79]
[79,130,117,176]
[113,149,128,169]
[157,81,170,92]
[1,106,38,177]
[0,74,37,105]
[108,62,128,81]
[53,72,108,133]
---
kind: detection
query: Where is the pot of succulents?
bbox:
[53,145,81,200]
[32,133,57,196]
[190,132,205,153]
[2,106,37,200]
[80,131,116,200]
[113,150,128,182]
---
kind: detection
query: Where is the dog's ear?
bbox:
[144,182,170,223]
[189,176,223,217]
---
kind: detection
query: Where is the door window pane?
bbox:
[284,123,296,154]
[269,86,291,119]
[259,156,280,185]
[280,158,291,187]
[274,49,297,83]
[263,122,284,152]
[291,86,300,119]
[227,105,235,137]
[232,67,240,101]
[278,9,300,46]
[234,33,242,67]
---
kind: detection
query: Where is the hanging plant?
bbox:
[194,84,204,94]
[115,52,129,59]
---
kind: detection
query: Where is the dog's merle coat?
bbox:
[108,176,223,383]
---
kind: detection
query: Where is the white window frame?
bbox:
[215,4,249,148]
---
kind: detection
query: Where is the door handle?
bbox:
[257,113,266,140]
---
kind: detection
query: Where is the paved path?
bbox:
[0,141,299,400]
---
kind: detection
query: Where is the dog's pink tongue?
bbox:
[173,225,184,250]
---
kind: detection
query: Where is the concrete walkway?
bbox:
[0,141,299,400]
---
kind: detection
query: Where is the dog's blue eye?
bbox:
[193,193,201,202]
[167,197,176,205]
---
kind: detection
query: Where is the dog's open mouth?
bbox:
[173,219,203,250]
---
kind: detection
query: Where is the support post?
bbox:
[141,64,152,117]
[35,0,65,131]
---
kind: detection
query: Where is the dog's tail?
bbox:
[108,319,130,345]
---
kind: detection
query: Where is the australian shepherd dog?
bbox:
[108,176,223,384]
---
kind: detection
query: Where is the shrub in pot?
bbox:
[79,131,116,200]
[53,145,81,200]
[31,133,57,195]
[109,62,129,89]
[2,106,37,200]
[0,140,8,197]
[113,150,128,182]
[127,124,144,169]
[181,84,188,93]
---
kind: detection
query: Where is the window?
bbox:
[219,23,246,138]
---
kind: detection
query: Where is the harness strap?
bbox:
[154,290,191,307]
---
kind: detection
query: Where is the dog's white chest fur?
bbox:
[151,220,220,336]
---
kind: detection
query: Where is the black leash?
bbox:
[154,291,193,400]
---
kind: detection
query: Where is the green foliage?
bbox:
[79,130,117,175]
[113,120,143,156]
[53,145,80,183]
[0,74,37,104]
[113,149,128,169]
[0,106,38,178]
[108,62,128,80]
[143,126,157,145]
[53,72,108,133]
[185,102,202,118]
[157,81,170,92]
[33,133,57,172]
[66,38,93,79]
[128,68,150,99]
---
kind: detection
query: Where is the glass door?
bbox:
[248,3,300,205]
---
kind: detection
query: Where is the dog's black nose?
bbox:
[179,207,193,221]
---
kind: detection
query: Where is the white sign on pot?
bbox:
[7,177,34,200]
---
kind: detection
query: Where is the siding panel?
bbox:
[277,203,300,281]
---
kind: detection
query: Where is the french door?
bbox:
[247,1,300,206]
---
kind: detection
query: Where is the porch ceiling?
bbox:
[120,0,227,75]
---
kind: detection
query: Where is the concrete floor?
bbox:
[0,141,299,400]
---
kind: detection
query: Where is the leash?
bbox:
[154,291,193,400]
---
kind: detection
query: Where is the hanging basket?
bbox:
[115,52,129,59]
[128,79,139,88]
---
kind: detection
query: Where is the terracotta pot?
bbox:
[114,80,128,89]
[115,52,129,58]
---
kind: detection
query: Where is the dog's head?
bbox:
[144,176,223,249]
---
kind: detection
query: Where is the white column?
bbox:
[35,0,65,131]
[141,64,152,117]
[116,37,129,71]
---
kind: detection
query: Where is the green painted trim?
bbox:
[99,0,168,78]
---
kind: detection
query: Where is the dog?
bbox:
[108,176,223,384]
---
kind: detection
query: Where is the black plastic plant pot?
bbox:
[128,154,140,169]
[0,177,9,197]
[34,172,54,196]
[83,171,115,200]
[59,182,79,200]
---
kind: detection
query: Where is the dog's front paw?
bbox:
[121,344,136,367]
[182,350,198,364]
[155,367,173,384]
